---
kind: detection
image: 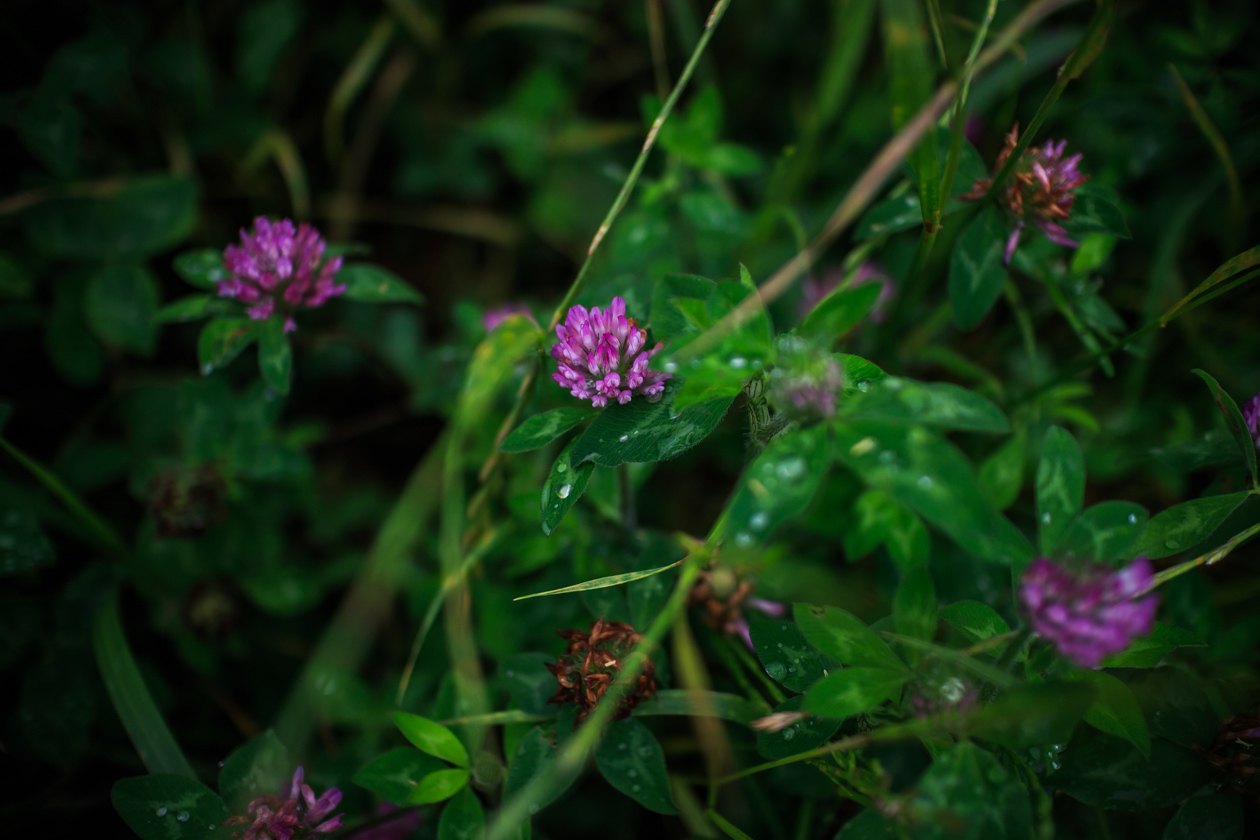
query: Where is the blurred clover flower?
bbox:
[689,563,784,649]
[483,302,536,332]
[220,217,346,332]
[908,674,978,719]
[147,464,225,538]
[224,766,343,840]
[550,296,670,407]
[1243,389,1260,448]
[1018,557,1158,668]
[545,618,657,723]
[799,262,896,323]
[963,126,1090,264]
[769,337,843,419]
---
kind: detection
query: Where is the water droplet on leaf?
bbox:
[557,484,572,499]
[917,475,932,489]
[177,811,189,822]
[1165,539,1179,549]
[857,380,872,392]
[155,808,168,817]
[556,463,567,473]
[765,661,787,680]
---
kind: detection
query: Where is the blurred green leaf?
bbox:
[0,507,56,577]
[846,377,1010,433]
[1055,501,1147,563]
[156,295,221,324]
[1100,623,1205,668]
[949,205,1007,330]
[218,731,290,814]
[967,682,1096,749]
[501,408,597,453]
[257,318,292,395]
[439,787,486,840]
[199,318,261,375]
[800,282,881,341]
[1192,369,1258,487]
[1063,183,1131,238]
[174,250,228,290]
[717,425,830,548]
[502,727,582,816]
[408,768,470,805]
[938,601,1010,644]
[1163,795,1243,840]
[236,0,304,95]
[353,748,448,806]
[23,176,197,260]
[979,430,1025,511]
[1037,426,1085,555]
[594,718,677,814]
[84,264,159,356]
[901,743,1033,840]
[855,192,922,240]
[794,603,904,671]
[339,263,424,305]
[16,93,81,177]
[804,667,906,718]
[1132,492,1249,559]
[650,273,716,346]
[893,565,936,648]
[843,489,929,572]
[111,775,230,840]
[881,0,939,227]
[1070,671,1151,757]
[1049,732,1213,811]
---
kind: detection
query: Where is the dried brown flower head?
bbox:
[545,618,657,723]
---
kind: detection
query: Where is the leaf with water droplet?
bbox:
[1037,426,1085,555]
[594,718,677,814]
[715,425,830,550]
[1131,491,1250,560]
[1055,501,1147,564]
[501,407,598,454]
[755,695,842,760]
[803,666,907,718]
[570,380,733,467]
[218,730,290,815]
[748,620,834,692]
[793,604,904,671]
[540,438,595,536]
[847,376,1010,433]
[111,774,230,840]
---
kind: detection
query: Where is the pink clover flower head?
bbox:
[1018,557,1159,668]
[220,217,347,333]
[962,125,1090,264]
[223,766,344,840]
[483,302,536,332]
[799,262,896,323]
[549,296,671,408]
[1243,390,1260,449]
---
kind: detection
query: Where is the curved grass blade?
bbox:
[513,560,683,601]
[94,595,196,778]
[1161,245,1260,327]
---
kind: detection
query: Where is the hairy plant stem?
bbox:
[1144,518,1260,595]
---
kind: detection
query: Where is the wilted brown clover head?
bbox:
[545,618,657,723]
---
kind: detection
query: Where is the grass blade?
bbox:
[513,560,684,601]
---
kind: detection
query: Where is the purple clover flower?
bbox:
[223,766,344,840]
[550,296,670,407]
[1243,390,1260,449]
[1018,557,1159,668]
[962,125,1090,264]
[220,217,346,333]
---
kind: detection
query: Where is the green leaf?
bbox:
[393,713,470,767]
[570,379,733,467]
[218,731,290,814]
[439,786,486,840]
[703,143,761,176]
[632,689,766,726]
[1100,623,1205,668]
[833,420,1032,566]
[1037,426,1085,555]
[1062,182,1131,238]
[457,315,542,420]
[966,682,1096,749]
[1055,501,1147,563]
[835,809,898,838]
[650,273,716,346]
[1049,732,1214,811]
[1068,670,1150,757]
[938,601,1010,644]
[23,176,197,260]
[111,775,230,840]
[94,596,197,778]
[855,192,923,240]
[1163,795,1243,840]
[46,274,103,385]
[338,263,424,305]
[718,425,830,549]
[901,743,1034,840]
[174,250,228,290]
[1191,369,1258,488]
[804,667,906,718]
[1133,492,1249,559]
[846,377,1010,433]
[0,507,56,577]
[498,653,556,716]
[949,205,1007,330]
[979,431,1025,511]
[540,438,595,536]
[258,318,292,395]
[843,489,929,572]
[754,695,843,760]
[1150,429,1240,472]
[838,354,888,395]
[237,0,304,94]
[749,619,834,693]
[513,561,681,601]
[84,263,159,356]
[881,0,939,227]
[799,282,881,341]
[157,295,222,324]
[198,318,260,375]
[594,718,678,814]
[893,565,936,650]
[353,747,448,806]
[501,408,597,453]
[502,726,583,816]
[794,603,904,671]
[408,768,470,805]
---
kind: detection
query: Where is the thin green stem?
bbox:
[924,0,949,69]
[1143,519,1260,594]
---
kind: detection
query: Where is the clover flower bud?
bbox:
[223,766,343,840]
